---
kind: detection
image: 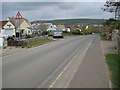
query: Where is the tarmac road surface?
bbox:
[2,35,110,88]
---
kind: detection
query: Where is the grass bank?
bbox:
[27,39,55,48]
[105,54,120,88]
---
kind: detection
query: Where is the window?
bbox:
[7,24,11,28]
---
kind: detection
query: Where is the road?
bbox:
[2,35,110,88]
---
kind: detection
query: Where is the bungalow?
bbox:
[7,17,32,37]
[32,23,56,32]
[44,23,56,32]
[0,20,15,39]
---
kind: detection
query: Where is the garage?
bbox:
[4,29,15,37]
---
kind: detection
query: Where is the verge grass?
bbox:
[105,54,120,88]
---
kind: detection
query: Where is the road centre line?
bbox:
[49,36,94,88]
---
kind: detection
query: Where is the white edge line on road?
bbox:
[64,36,94,88]
[99,37,112,89]
[49,36,94,88]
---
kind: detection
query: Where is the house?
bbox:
[0,33,3,46]
[0,20,15,39]
[56,25,66,31]
[32,23,56,32]
[0,20,16,46]
[7,17,32,37]
[45,23,56,32]
[66,28,71,32]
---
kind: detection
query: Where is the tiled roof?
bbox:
[0,21,8,29]
[8,18,24,28]
[8,17,31,28]
[57,25,65,28]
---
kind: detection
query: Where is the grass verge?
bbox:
[64,33,81,36]
[100,35,108,41]
[27,39,55,48]
[105,54,120,88]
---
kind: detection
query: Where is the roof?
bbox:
[57,25,65,28]
[7,17,31,28]
[0,21,8,29]
[43,23,53,28]
[8,18,24,28]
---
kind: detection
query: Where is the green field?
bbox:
[31,19,105,25]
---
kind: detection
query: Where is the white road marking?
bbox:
[49,36,94,88]
[100,37,112,89]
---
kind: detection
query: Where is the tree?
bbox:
[103,0,120,30]
[83,27,93,35]
[103,18,116,26]
[39,23,48,35]
[103,0,120,20]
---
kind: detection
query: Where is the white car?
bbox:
[53,30,64,38]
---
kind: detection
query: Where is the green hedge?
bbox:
[71,30,81,35]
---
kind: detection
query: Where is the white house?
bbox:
[0,20,15,46]
[44,23,56,31]
[66,28,71,32]
[0,33,4,47]
[0,20,15,39]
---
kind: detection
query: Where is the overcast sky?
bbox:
[1,2,114,21]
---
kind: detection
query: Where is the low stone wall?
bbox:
[21,36,49,42]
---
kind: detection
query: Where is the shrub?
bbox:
[48,32,53,36]
[42,31,49,35]
[71,30,81,35]
[63,31,67,33]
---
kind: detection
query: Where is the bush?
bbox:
[63,31,67,33]
[42,31,48,35]
[101,33,106,37]
[71,30,81,35]
[48,32,53,36]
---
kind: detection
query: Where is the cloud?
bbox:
[1,2,114,21]
[3,0,107,2]
[57,2,77,10]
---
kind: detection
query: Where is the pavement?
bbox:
[101,40,117,54]
[2,47,27,57]
[2,35,111,88]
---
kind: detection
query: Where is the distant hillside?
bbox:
[31,19,105,25]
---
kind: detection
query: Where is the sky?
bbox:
[1,1,114,21]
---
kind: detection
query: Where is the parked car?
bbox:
[53,30,64,38]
